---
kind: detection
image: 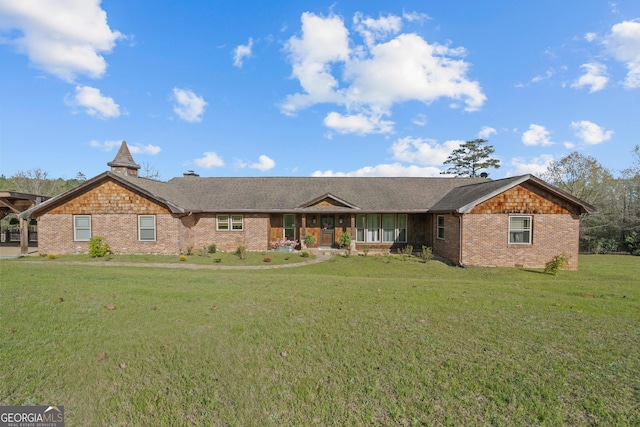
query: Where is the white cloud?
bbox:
[585,32,598,42]
[194,152,224,168]
[522,124,554,146]
[233,37,253,68]
[324,111,394,135]
[249,155,275,171]
[531,69,555,83]
[353,12,402,47]
[603,20,640,88]
[90,140,160,155]
[570,120,614,145]
[172,88,207,123]
[391,137,462,166]
[412,114,427,126]
[478,126,497,139]
[0,0,123,81]
[507,154,555,177]
[571,63,609,92]
[66,85,120,119]
[402,11,431,24]
[281,12,485,134]
[312,163,443,177]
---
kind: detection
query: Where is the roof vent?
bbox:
[480,172,489,178]
[183,170,200,177]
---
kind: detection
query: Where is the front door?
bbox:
[320,215,335,247]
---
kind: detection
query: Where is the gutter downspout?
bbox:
[458,213,465,268]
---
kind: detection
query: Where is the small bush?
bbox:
[303,235,315,246]
[47,253,58,260]
[179,255,187,262]
[235,246,247,260]
[624,232,640,256]
[208,244,217,254]
[300,251,310,258]
[420,245,433,263]
[544,254,569,275]
[186,246,193,256]
[213,258,222,263]
[339,232,352,249]
[263,257,272,263]
[362,246,369,257]
[88,236,111,258]
[399,245,413,260]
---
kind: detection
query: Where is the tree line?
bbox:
[2,142,639,254]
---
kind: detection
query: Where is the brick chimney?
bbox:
[107,141,140,177]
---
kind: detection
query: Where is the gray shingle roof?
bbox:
[122,176,489,212]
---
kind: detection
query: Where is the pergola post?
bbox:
[20,217,28,256]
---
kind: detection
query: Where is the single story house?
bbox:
[20,142,595,269]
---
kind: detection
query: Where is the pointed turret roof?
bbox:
[107,141,140,170]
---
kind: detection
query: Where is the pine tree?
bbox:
[441,139,500,177]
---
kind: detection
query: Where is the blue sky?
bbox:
[1,0,639,181]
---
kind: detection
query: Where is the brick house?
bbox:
[20,142,595,269]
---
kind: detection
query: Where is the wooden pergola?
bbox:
[0,191,49,255]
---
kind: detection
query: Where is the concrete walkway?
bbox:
[0,245,38,259]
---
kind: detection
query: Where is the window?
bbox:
[367,214,380,242]
[284,214,295,240]
[436,215,445,240]
[73,215,91,241]
[138,215,156,241]
[356,214,407,243]
[509,216,531,244]
[397,214,407,243]
[217,215,243,231]
[382,214,396,242]
[356,214,366,242]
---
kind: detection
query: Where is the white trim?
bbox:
[436,215,445,240]
[138,215,156,241]
[508,215,532,244]
[283,214,295,240]
[217,214,244,231]
[73,215,91,241]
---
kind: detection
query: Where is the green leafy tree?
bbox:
[441,139,500,177]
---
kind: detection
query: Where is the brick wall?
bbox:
[461,213,580,269]
[431,214,461,265]
[181,213,269,252]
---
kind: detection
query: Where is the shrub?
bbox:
[208,244,217,254]
[179,255,187,262]
[263,257,272,263]
[88,236,111,258]
[399,245,413,260]
[594,238,618,254]
[235,246,247,260]
[362,246,369,257]
[303,235,315,246]
[339,232,352,248]
[420,245,433,263]
[544,254,569,275]
[300,251,310,258]
[47,253,57,260]
[624,232,640,256]
[186,246,193,256]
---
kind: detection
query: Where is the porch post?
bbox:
[301,214,307,249]
[20,217,28,256]
[350,213,356,252]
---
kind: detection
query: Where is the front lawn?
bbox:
[0,255,638,426]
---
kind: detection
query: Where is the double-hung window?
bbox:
[217,215,244,231]
[436,215,445,240]
[284,214,295,240]
[367,214,381,242]
[73,215,91,241]
[138,215,156,241]
[509,216,531,244]
[382,214,396,242]
[356,214,366,242]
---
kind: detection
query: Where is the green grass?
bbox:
[1,255,638,426]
